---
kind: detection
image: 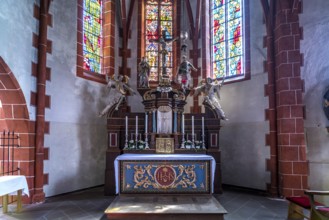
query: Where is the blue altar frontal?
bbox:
[115,154,216,194]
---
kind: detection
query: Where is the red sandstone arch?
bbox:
[0,56,34,203]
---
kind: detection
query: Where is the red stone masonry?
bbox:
[264,0,307,197]
[0,57,35,204]
[118,0,134,77]
[31,0,54,203]
[275,4,308,197]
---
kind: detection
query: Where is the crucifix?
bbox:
[150,29,178,84]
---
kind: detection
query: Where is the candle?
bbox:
[136,116,138,138]
[145,113,148,134]
[125,116,128,136]
[202,117,204,136]
[182,114,185,133]
[192,116,194,136]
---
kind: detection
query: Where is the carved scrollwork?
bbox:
[173,90,186,101]
[132,164,197,189]
[143,90,156,100]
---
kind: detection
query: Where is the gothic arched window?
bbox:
[83,0,103,74]
[211,0,246,81]
[77,0,114,83]
[145,0,174,82]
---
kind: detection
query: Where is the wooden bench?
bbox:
[287,191,329,220]
[287,196,316,219]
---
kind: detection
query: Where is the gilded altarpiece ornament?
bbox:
[155,138,174,153]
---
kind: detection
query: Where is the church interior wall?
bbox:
[0,1,42,202]
[1,0,329,200]
[300,0,329,203]
[0,1,38,121]
[42,0,108,196]
[0,0,109,197]
[219,0,270,190]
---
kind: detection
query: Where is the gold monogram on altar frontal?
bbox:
[155,166,176,188]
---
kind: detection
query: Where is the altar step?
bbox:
[104,195,227,220]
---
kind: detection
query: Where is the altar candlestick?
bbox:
[144,113,149,149]
[182,114,185,133]
[124,116,128,149]
[181,113,185,149]
[135,116,138,144]
[202,117,204,136]
[145,113,148,134]
[192,116,195,148]
[125,116,128,136]
[192,116,194,136]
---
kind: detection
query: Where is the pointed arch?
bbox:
[0,56,35,203]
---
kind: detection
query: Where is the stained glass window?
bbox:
[145,0,173,81]
[83,0,103,74]
[211,0,244,80]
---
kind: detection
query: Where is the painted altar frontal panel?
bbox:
[120,160,211,194]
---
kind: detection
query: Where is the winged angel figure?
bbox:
[194,77,228,120]
[99,75,136,117]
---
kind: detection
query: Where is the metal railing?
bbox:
[0,130,20,176]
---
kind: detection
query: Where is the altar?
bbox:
[0,175,29,213]
[102,26,226,198]
[115,154,215,194]
[102,29,227,220]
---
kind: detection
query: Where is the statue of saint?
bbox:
[194,77,228,120]
[138,57,150,88]
[99,75,136,117]
[176,55,198,92]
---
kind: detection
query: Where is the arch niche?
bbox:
[0,56,35,203]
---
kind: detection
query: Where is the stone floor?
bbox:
[0,186,290,220]
[105,194,227,219]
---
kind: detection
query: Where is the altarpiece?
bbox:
[103,29,223,195]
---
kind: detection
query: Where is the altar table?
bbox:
[114,154,216,194]
[0,175,29,213]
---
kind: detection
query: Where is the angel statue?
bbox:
[138,57,150,88]
[194,77,228,120]
[176,55,197,93]
[99,74,136,117]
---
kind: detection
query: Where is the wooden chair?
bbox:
[305,190,329,220]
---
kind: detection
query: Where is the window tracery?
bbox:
[211,0,245,81]
[145,0,174,82]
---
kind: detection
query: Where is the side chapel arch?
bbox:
[0,56,35,203]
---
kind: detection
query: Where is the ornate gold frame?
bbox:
[155,138,175,154]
